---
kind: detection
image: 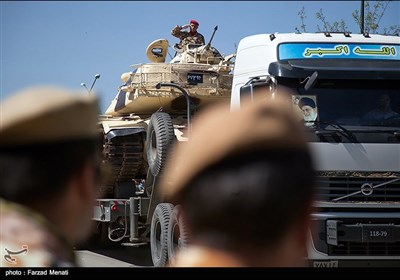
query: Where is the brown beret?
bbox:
[160,94,309,203]
[0,86,99,147]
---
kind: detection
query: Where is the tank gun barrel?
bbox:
[205,26,218,50]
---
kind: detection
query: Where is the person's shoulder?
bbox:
[363,109,379,117]
[198,32,205,41]
[0,199,75,267]
[0,199,51,267]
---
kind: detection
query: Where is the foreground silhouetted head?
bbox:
[161,93,316,267]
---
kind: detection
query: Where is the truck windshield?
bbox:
[281,78,400,129]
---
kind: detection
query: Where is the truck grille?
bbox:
[330,242,400,256]
[315,172,400,202]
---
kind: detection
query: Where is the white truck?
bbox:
[231,32,400,267]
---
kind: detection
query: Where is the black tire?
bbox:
[146,112,175,177]
[150,203,174,267]
[167,205,190,266]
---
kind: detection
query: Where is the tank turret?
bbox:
[105,36,234,116]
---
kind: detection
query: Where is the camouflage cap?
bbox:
[0,86,99,147]
[160,94,309,203]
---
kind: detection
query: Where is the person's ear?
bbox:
[70,160,98,243]
[75,160,97,204]
[297,204,313,253]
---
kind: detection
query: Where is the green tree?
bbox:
[296,0,399,35]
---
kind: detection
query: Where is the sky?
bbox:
[2,1,399,113]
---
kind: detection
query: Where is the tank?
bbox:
[99,28,235,197]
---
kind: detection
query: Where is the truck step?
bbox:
[121,242,148,247]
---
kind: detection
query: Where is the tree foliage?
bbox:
[296,0,399,35]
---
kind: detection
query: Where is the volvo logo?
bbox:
[360,183,373,196]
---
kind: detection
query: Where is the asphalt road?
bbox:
[76,243,153,267]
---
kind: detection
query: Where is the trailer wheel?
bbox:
[146,112,175,177]
[167,205,190,266]
[150,203,174,267]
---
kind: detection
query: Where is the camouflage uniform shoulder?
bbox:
[197,32,205,44]
[0,198,76,267]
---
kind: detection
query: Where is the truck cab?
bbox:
[231,32,400,267]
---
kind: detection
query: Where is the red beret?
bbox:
[190,20,199,26]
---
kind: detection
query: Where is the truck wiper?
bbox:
[314,121,358,143]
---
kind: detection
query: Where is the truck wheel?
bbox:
[146,112,175,177]
[150,203,174,267]
[167,205,190,266]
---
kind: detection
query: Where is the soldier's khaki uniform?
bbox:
[171,25,205,49]
[0,198,76,267]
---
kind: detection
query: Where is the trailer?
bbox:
[92,28,234,267]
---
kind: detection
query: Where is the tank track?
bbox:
[100,132,146,197]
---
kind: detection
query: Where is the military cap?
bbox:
[0,86,99,147]
[160,95,309,203]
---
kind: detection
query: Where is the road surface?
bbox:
[76,244,153,267]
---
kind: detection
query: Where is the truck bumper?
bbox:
[307,211,400,267]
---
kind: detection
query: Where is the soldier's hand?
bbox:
[181,24,190,29]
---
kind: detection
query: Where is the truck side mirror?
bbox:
[240,77,271,104]
[240,83,254,103]
[305,71,318,91]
